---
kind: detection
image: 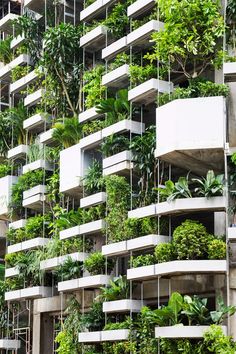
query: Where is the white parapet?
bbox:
[80,192,106,208]
[58,278,81,292]
[80,25,107,50]
[10,34,25,50]
[80,0,115,21]
[127,20,164,46]
[24,88,44,107]
[102,119,144,138]
[101,329,129,341]
[23,112,51,132]
[103,299,143,313]
[0,13,19,33]
[0,54,32,81]
[102,36,127,60]
[0,176,18,219]
[9,219,26,230]
[5,286,52,301]
[128,0,155,18]
[40,252,88,271]
[79,107,103,123]
[102,64,129,87]
[8,145,28,160]
[155,325,227,338]
[78,331,101,343]
[79,274,111,289]
[103,150,133,176]
[7,237,49,254]
[10,70,38,94]
[5,267,19,278]
[23,159,53,174]
[39,128,55,146]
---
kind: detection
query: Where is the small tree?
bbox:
[147,0,225,78]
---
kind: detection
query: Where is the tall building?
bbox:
[0,0,235,353]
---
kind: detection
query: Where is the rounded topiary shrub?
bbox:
[172,219,212,260]
[154,243,174,263]
[207,239,226,260]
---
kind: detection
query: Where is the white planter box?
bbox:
[80,130,102,150]
[101,329,129,341]
[128,204,156,219]
[79,274,111,288]
[23,184,47,200]
[0,176,18,218]
[8,144,28,159]
[22,194,47,210]
[224,62,236,81]
[103,150,132,169]
[127,265,155,281]
[102,64,129,87]
[23,159,53,174]
[59,226,80,240]
[80,0,114,21]
[0,339,21,349]
[228,227,236,241]
[155,325,227,338]
[7,237,49,254]
[128,78,173,104]
[80,25,107,50]
[58,278,81,292]
[156,197,226,216]
[102,36,127,60]
[155,97,226,174]
[23,112,51,132]
[59,143,83,195]
[11,34,25,50]
[9,219,26,230]
[40,252,88,271]
[24,88,44,107]
[5,267,19,278]
[103,151,133,176]
[39,128,55,146]
[10,69,38,94]
[5,286,51,301]
[154,260,227,277]
[127,20,164,46]
[80,219,105,236]
[128,0,155,18]
[103,299,143,313]
[0,13,19,33]
[127,234,169,251]
[79,107,103,123]
[0,54,31,81]
[102,119,144,138]
[80,192,106,208]
[78,331,101,343]
[102,241,127,257]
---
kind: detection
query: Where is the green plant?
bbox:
[102,2,130,39]
[207,238,226,260]
[98,276,130,301]
[83,65,106,109]
[84,252,114,275]
[157,176,192,203]
[52,117,83,148]
[0,163,11,178]
[172,220,212,260]
[101,134,130,158]
[57,258,83,281]
[80,301,105,332]
[96,89,130,126]
[82,119,105,136]
[0,36,13,64]
[147,0,225,78]
[129,64,158,86]
[108,53,130,72]
[130,126,157,207]
[154,243,174,263]
[83,160,105,195]
[201,324,236,353]
[11,65,31,82]
[104,318,131,330]
[193,170,224,198]
[131,254,155,268]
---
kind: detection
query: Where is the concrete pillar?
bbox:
[32,313,41,354]
[214,212,226,235]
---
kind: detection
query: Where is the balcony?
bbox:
[60,219,105,240]
[102,64,129,88]
[102,119,144,138]
[127,260,227,281]
[0,176,18,219]
[102,36,127,60]
[0,13,19,34]
[223,62,236,82]
[78,107,103,123]
[7,145,28,160]
[155,96,226,174]
[23,112,51,133]
[24,88,44,107]
[127,0,155,18]
[103,150,133,176]
[155,325,227,338]
[58,274,111,291]
[7,237,49,254]
[9,219,26,230]
[101,329,129,341]
[22,185,48,211]
[128,78,173,104]
[0,339,21,350]
[80,192,106,208]
[5,286,52,301]
[0,54,32,81]
[80,130,103,150]
[10,70,39,95]
[103,299,143,313]
[10,34,25,50]
[23,159,53,174]
[80,0,116,21]
[40,252,89,271]
[39,128,56,146]
[5,267,19,278]
[128,197,226,219]
[80,25,107,51]
[127,20,164,48]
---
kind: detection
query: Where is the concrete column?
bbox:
[214,212,226,235]
[32,313,41,354]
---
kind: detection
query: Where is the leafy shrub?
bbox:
[193,170,224,198]
[129,64,158,86]
[83,160,105,195]
[172,220,212,260]
[57,258,83,281]
[207,239,226,260]
[99,276,130,301]
[202,324,236,353]
[155,243,174,263]
[131,254,155,268]
[0,163,11,178]
[84,252,114,275]
[104,318,131,330]
[80,301,105,332]
[83,65,106,109]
